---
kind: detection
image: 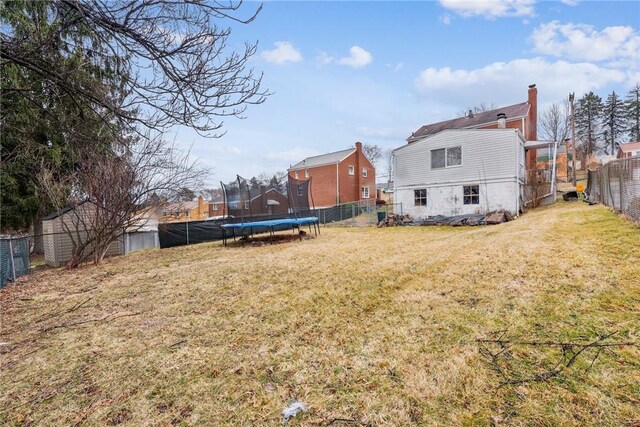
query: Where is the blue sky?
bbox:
[174,0,640,186]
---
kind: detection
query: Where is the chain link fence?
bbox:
[586,156,640,222]
[318,200,403,227]
[0,235,31,287]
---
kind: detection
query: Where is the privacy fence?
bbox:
[586,156,640,222]
[159,200,403,248]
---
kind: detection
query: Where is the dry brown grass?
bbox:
[1,202,639,426]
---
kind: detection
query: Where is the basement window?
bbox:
[348,165,355,175]
[463,185,480,205]
[431,146,462,169]
[414,189,427,206]
[361,186,370,199]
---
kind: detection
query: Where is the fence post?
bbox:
[619,163,624,213]
[186,221,190,245]
[8,237,16,283]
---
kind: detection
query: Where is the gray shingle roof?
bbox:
[408,101,530,142]
[289,148,355,169]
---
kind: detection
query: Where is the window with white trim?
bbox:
[414,189,427,206]
[361,186,370,199]
[431,146,462,169]
[463,185,479,205]
[244,201,250,210]
[212,203,218,210]
[362,167,368,177]
[294,170,298,179]
[304,169,309,178]
[348,165,355,175]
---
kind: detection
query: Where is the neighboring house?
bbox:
[248,186,289,215]
[160,195,208,222]
[42,202,124,267]
[393,128,526,218]
[288,142,376,208]
[407,84,538,169]
[617,142,640,159]
[376,182,394,204]
[208,190,226,218]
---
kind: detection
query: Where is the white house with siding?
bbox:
[393,128,526,218]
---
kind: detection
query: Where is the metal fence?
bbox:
[318,200,403,226]
[0,235,30,287]
[586,156,640,222]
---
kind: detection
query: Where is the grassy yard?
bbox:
[1,202,639,426]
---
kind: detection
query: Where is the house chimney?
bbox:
[527,84,538,141]
[355,141,362,151]
[197,195,204,215]
[497,113,507,129]
[468,109,474,118]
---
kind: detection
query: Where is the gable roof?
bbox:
[408,101,530,143]
[248,187,287,201]
[289,148,355,170]
[43,201,91,221]
[618,142,640,152]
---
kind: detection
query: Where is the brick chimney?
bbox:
[527,84,537,141]
[526,84,538,170]
[497,113,507,129]
[355,141,362,152]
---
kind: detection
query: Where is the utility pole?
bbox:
[569,92,577,187]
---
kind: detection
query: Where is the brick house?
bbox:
[209,186,289,217]
[160,195,208,222]
[288,142,376,208]
[407,84,539,169]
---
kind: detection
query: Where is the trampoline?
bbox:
[221,216,320,246]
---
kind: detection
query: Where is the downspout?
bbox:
[336,162,340,205]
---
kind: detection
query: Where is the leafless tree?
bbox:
[1,0,268,139]
[457,103,497,117]
[539,101,570,144]
[523,169,552,209]
[362,143,382,166]
[38,136,206,268]
[383,148,394,186]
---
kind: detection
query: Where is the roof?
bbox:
[290,148,355,170]
[248,187,286,201]
[162,201,199,212]
[618,142,640,152]
[408,101,530,142]
[43,201,90,221]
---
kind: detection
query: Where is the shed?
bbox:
[42,202,124,267]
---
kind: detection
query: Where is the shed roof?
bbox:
[619,142,640,152]
[42,201,90,221]
[408,101,530,142]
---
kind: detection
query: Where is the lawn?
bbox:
[1,202,639,426]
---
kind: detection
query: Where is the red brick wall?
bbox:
[288,143,376,208]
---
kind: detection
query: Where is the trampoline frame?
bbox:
[221,217,320,246]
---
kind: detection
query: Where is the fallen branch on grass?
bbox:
[42,311,143,332]
[477,330,637,387]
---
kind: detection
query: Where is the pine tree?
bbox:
[602,91,627,154]
[626,84,640,142]
[574,92,603,158]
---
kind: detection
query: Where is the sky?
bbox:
[173,0,640,186]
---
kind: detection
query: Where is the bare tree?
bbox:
[457,103,497,117]
[1,0,268,139]
[383,149,394,186]
[38,136,206,268]
[362,143,382,166]
[539,101,570,144]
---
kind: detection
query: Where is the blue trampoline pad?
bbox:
[221,217,319,230]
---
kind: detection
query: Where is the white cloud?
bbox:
[415,58,628,107]
[337,46,373,69]
[439,0,536,19]
[315,51,334,65]
[261,41,303,64]
[560,0,579,5]
[357,126,413,141]
[395,62,405,71]
[531,21,640,63]
[439,14,452,25]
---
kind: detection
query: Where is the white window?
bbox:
[305,169,309,178]
[244,201,250,210]
[348,165,355,175]
[362,167,368,177]
[361,186,370,199]
[431,146,462,169]
[294,170,298,179]
[414,189,427,206]
[212,203,218,210]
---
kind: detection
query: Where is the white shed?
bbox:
[393,128,526,218]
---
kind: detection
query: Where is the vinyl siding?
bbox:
[394,129,524,188]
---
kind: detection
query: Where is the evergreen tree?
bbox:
[602,91,627,154]
[626,84,640,142]
[574,92,603,158]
